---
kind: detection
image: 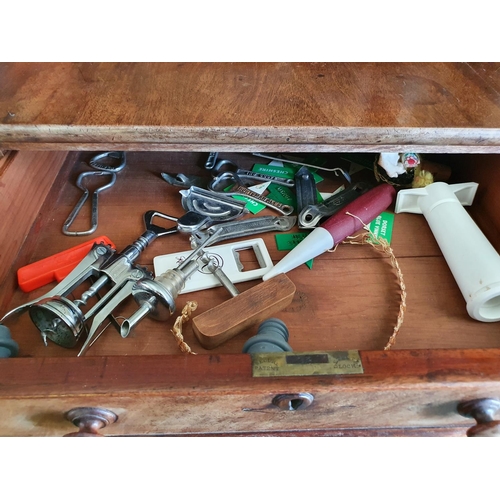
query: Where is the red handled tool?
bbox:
[17,236,115,292]
[262,184,396,280]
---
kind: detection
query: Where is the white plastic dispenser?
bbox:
[395,181,500,322]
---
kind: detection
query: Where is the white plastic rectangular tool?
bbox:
[153,238,273,294]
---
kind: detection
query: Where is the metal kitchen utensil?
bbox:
[62,171,117,236]
[63,151,127,236]
[298,182,372,229]
[161,172,210,189]
[179,186,249,220]
[188,215,297,248]
[118,226,225,339]
[162,155,295,191]
[208,172,294,216]
[204,152,219,171]
[1,211,177,354]
[210,159,295,188]
[295,166,317,224]
[89,151,127,173]
[153,237,274,294]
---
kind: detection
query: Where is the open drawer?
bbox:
[1,149,500,437]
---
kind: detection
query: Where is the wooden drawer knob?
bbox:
[272,393,314,411]
[457,398,500,437]
[64,407,118,437]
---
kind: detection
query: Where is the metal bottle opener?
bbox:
[62,171,117,236]
[153,238,274,294]
[298,182,372,229]
[295,166,317,223]
[63,152,127,236]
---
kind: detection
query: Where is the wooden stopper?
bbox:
[192,274,296,349]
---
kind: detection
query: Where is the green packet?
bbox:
[223,185,266,214]
[368,212,394,244]
[231,194,266,214]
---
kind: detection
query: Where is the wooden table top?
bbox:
[1,62,500,151]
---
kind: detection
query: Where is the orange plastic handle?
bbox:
[17,236,115,293]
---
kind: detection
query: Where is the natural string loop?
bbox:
[330,211,406,350]
[170,301,198,354]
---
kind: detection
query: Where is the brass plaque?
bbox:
[251,350,364,377]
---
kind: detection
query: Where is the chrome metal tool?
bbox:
[63,152,127,236]
[161,172,209,189]
[1,211,177,354]
[118,227,225,339]
[89,151,127,172]
[210,159,295,188]
[298,182,371,229]
[162,157,295,191]
[179,186,249,220]
[204,152,219,171]
[188,215,296,248]
[208,173,294,215]
[295,166,317,225]
[62,171,116,236]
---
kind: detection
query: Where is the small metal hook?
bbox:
[62,171,116,236]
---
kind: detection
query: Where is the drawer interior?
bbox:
[2,150,500,358]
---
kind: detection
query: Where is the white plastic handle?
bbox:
[396,182,500,322]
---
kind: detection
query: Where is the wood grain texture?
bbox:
[1,63,500,151]
[3,152,500,359]
[0,151,68,287]
[2,61,500,436]
[441,153,500,247]
[129,427,470,437]
[0,349,499,436]
[192,273,296,348]
[467,63,500,95]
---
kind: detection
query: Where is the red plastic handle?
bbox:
[322,184,396,243]
[17,236,115,293]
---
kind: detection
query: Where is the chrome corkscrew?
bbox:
[1,211,177,353]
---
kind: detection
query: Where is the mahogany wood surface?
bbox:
[1,349,499,436]
[1,63,500,151]
[0,151,68,286]
[192,273,296,348]
[2,348,500,396]
[3,152,500,358]
[467,63,500,94]
[134,427,471,437]
[2,64,500,436]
